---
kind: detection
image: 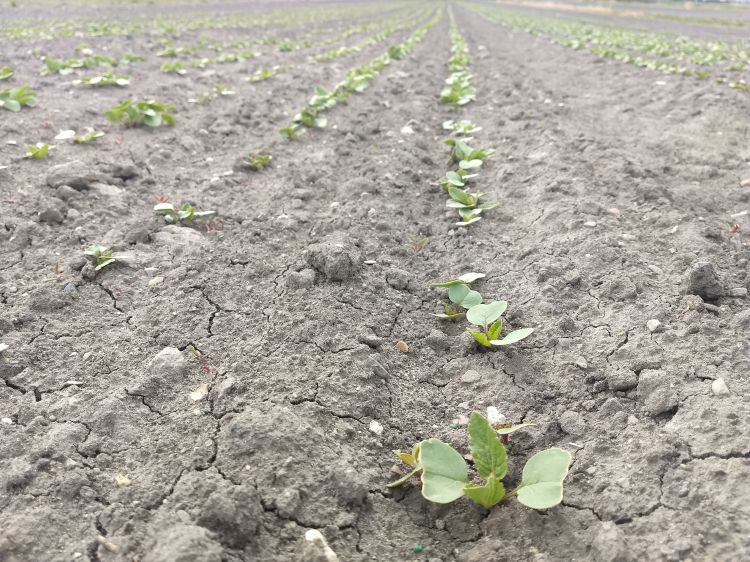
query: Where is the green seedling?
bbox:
[74,129,105,143]
[161,61,187,75]
[445,138,495,165]
[0,85,37,112]
[75,70,129,87]
[440,71,476,107]
[24,143,52,159]
[438,168,478,190]
[279,123,304,140]
[84,244,118,271]
[105,99,175,127]
[157,46,186,57]
[388,411,571,510]
[0,67,13,81]
[242,153,272,171]
[431,272,485,319]
[154,202,216,224]
[120,53,145,64]
[446,186,497,226]
[465,301,534,348]
[443,119,481,135]
[247,66,279,82]
[213,84,235,96]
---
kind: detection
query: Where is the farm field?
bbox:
[1,0,749,561]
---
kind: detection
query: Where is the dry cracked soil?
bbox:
[1,1,749,561]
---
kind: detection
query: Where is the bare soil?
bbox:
[1,2,749,562]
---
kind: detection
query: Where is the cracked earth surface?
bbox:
[1,1,749,561]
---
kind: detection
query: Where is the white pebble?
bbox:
[711,378,730,396]
[647,319,662,333]
[368,420,383,436]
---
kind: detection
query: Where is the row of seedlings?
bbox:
[385,10,569,516]
[279,7,443,139]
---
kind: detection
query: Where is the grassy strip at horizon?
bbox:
[465,2,750,82]
[0,1,409,41]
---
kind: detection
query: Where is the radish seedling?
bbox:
[24,143,52,159]
[242,153,272,171]
[465,301,533,348]
[447,186,497,225]
[84,244,119,271]
[431,272,485,319]
[154,203,215,224]
[161,61,187,75]
[247,66,279,82]
[0,85,37,112]
[440,71,476,107]
[443,119,481,135]
[120,53,145,64]
[105,100,175,127]
[75,70,129,87]
[74,129,105,143]
[445,138,495,165]
[0,67,13,81]
[279,123,304,140]
[388,411,571,510]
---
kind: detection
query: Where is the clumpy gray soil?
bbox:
[1,2,749,561]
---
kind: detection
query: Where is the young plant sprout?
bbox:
[84,244,118,271]
[279,123,304,140]
[446,185,497,226]
[55,129,105,143]
[445,137,495,165]
[24,143,52,159]
[0,67,13,81]
[465,301,534,348]
[0,85,37,112]
[431,272,485,319]
[105,99,175,127]
[154,202,216,224]
[120,53,145,64]
[388,411,571,510]
[242,153,272,171]
[443,119,482,135]
[74,70,129,87]
[247,66,279,82]
[161,61,187,75]
[440,71,476,107]
[73,129,105,143]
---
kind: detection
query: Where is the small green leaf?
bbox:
[447,284,483,308]
[464,475,505,508]
[459,159,483,170]
[466,301,507,327]
[490,328,534,347]
[447,186,474,206]
[516,448,571,510]
[468,412,507,480]
[487,319,503,341]
[419,438,468,503]
[468,329,490,348]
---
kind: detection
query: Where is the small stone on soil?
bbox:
[395,340,409,353]
[711,378,730,396]
[460,370,481,384]
[647,319,662,333]
[368,420,384,436]
[684,260,723,300]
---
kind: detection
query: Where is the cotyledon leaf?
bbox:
[419,438,468,503]
[516,448,571,510]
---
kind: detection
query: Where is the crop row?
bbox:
[280,8,442,138]
[465,2,750,90]
[388,11,570,513]
[0,1,407,41]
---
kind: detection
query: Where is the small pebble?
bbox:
[574,356,588,370]
[711,378,730,396]
[395,340,409,353]
[729,287,748,298]
[1,418,12,424]
[368,420,384,435]
[460,369,481,384]
[647,319,662,333]
[583,221,597,228]
[148,276,164,286]
[0,343,7,353]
